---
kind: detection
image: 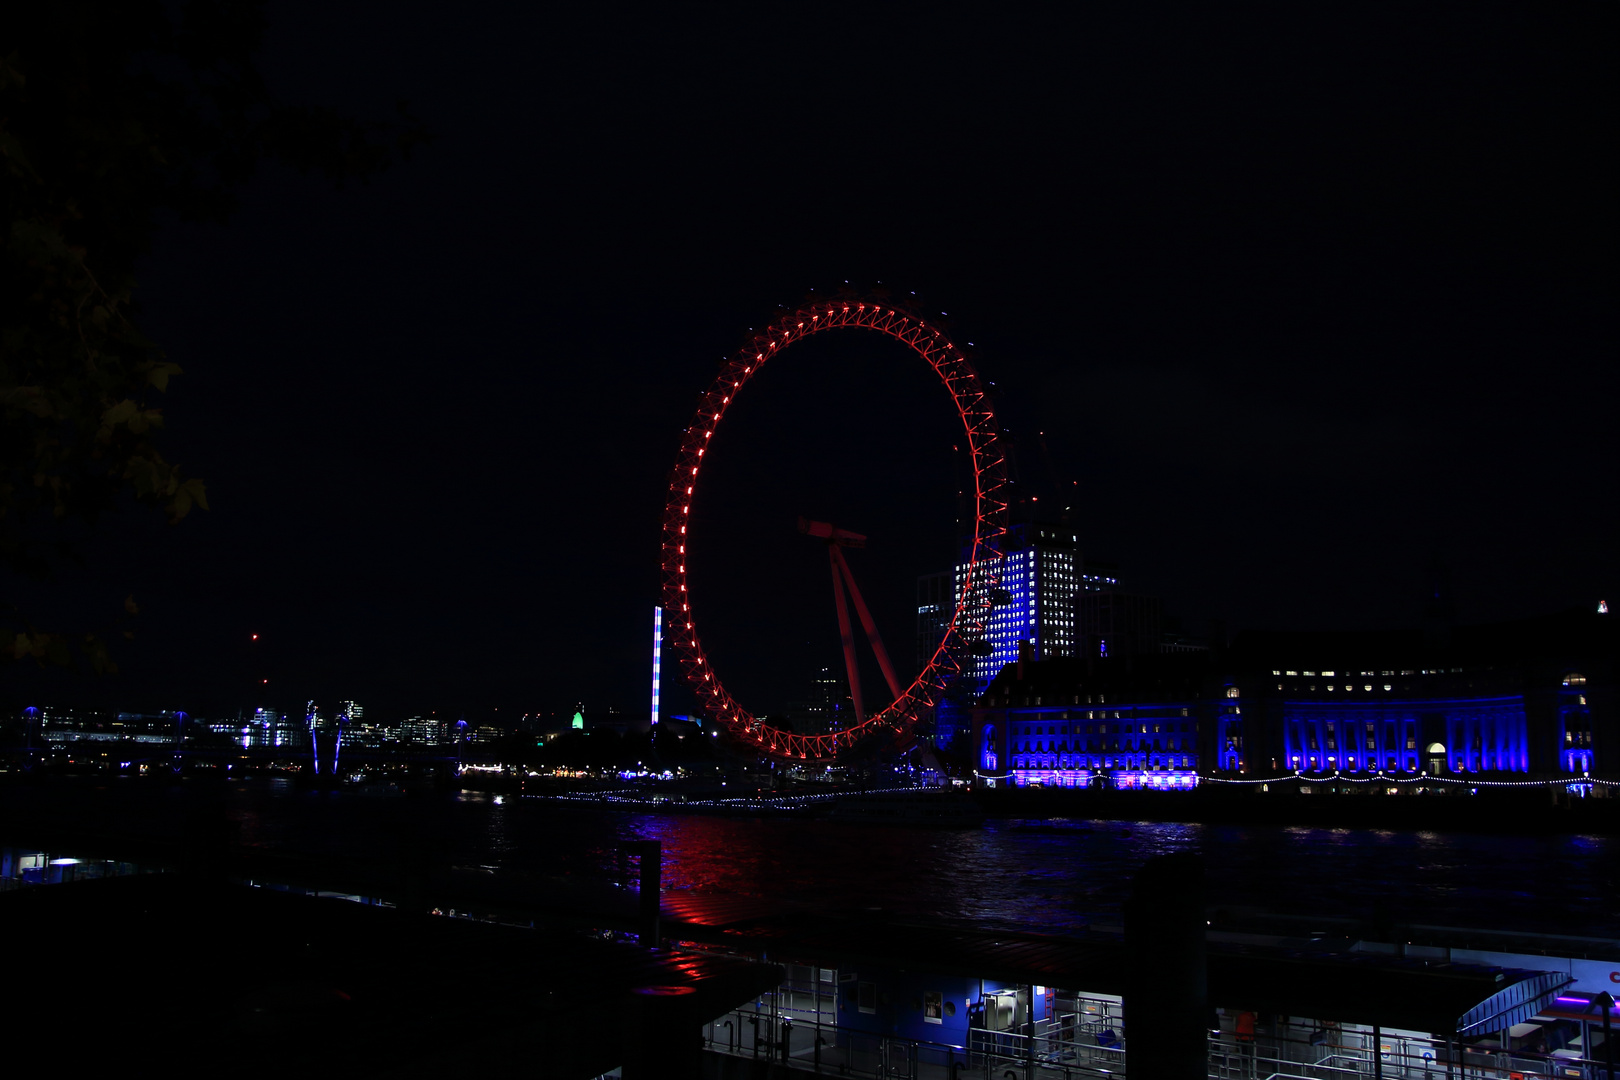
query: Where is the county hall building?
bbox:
[971,606,1614,789]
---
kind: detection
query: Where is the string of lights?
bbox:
[974,768,1616,789]
[1201,771,1618,789]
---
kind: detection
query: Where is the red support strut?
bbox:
[830,545,903,703]
[828,545,866,724]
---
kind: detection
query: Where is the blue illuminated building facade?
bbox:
[1559,671,1595,774]
[973,607,1615,788]
[1271,692,1528,776]
[974,655,1214,789]
[956,524,1085,689]
[926,524,1116,749]
[1230,610,1614,783]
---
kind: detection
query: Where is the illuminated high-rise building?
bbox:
[805,665,847,735]
[262,707,309,748]
[915,572,954,676]
[331,700,391,748]
[400,716,442,746]
[923,524,1114,749]
[956,523,1090,692]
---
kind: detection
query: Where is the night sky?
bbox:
[14,4,1615,724]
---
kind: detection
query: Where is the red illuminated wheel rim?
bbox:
[660,296,1008,760]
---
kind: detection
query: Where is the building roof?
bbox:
[977,607,1617,702]
[982,652,1217,703]
[660,893,1571,1036]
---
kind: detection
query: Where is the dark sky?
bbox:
[14,3,1615,723]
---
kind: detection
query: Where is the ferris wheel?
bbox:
[660,295,1008,760]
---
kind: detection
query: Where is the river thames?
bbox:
[530,801,1619,939]
[16,779,1610,939]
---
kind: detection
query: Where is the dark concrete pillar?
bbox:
[1594,991,1616,1080]
[1124,852,1208,1079]
[623,840,662,947]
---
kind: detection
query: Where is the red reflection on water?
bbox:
[622,814,955,917]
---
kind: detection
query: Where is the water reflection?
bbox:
[544,811,1616,937]
[4,780,1614,938]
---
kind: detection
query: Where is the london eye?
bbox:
[660,295,1009,760]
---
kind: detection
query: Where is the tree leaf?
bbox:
[182,477,209,511]
[101,398,137,428]
[145,362,183,391]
